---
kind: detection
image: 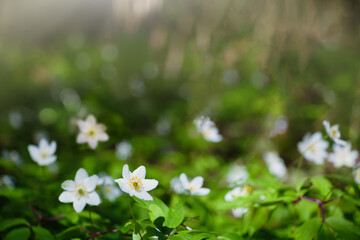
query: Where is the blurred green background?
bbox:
[1,0,360,238]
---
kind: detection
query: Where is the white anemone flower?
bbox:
[297,132,329,165]
[224,186,250,202]
[28,138,57,166]
[170,176,185,194]
[97,175,122,201]
[194,116,223,143]
[115,164,158,201]
[323,120,347,146]
[179,173,210,196]
[116,141,132,160]
[328,143,358,168]
[353,167,360,184]
[263,151,287,179]
[76,115,109,149]
[59,168,101,213]
[231,207,248,218]
[226,165,249,187]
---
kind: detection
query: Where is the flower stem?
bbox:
[89,208,95,232]
[128,196,143,240]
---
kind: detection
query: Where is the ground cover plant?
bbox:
[1,0,360,239]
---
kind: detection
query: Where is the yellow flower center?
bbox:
[40,151,49,159]
[104,186,112,194]
[308,144,316,153]
[86,126,97,137]
[331,127,338,137]
[74,184,88,197]
[129,176,143,191]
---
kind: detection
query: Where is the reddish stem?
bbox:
[294,196,340,223]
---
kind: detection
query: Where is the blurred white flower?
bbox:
[2,150,23,165]
[170,176,185,194]
[194,116,223,143]
[226,165,249,186]
[224,186,250,202]
[59,168,101,213]
[353,167,360,184]
[116,141,132,160]
[97,175,122,201]
[328,143,358,168]
[28,138,57,166]
[0,175,15,189]
[76,115,109,149]
[231,207,248,218]
[115,164,158,201]
[9,110,23,129]
[179,173,210,196]
[297,132,329,165]
[269,115,288,137]
[263,151,287,179]
[323,120,347,146]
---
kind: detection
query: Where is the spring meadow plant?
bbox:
[2,6,360,237]
[28,138,57,166]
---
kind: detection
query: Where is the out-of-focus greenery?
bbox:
[1,0,360,239]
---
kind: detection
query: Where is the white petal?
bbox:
[194,188,210,196]
[28,145,39,161]
[49,141,57,154]
[39,138,48,149]
[59,191,74,203]
[179,173,189,186]
[88,139,98,149]
[73,198,86,213]
[135,191,153,201]
[97,132,109,141]
[142,179,158,191]
[86,115,97,125]
[61,180,76,191]
[75,168,89,183]
[40,156,57,166]
[86,192,101,206]
[76,133,87,144]
[323,120,330,129]
[133,166,146,179]
[334,138,347,146]
[122,164,130,180]
[77,120,89,132]
[84,175,99,192]
[115,178,131,194]
[191,176,204,189]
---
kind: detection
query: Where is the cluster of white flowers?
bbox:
[226,165,249,187]
[194,116,223,143]
[263,152,287,179]
[97,175,122,201]
[297,120,359,183]
[171,173,210,196]
[224,166,250,218]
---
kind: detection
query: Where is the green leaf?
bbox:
[32,227,54,240]
[310,176,332,196]
[318,225,336,240]
[219,233,244,240]
[55,227,84,240]
[326,216,360,240]
[5,227,31,240]
[0,218,29,232]
[164,203,185,228]
[293,218,322,240]
[295,177,308,192]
